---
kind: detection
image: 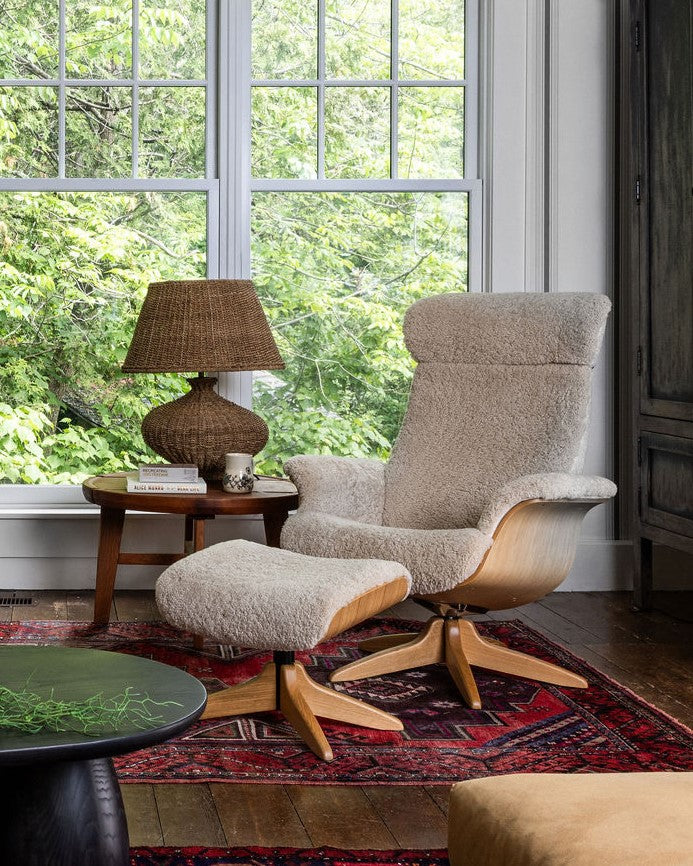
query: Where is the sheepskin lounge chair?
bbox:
[281,292,616,709]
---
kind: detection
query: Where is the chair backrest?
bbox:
[382,292,611,530]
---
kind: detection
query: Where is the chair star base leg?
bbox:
[201,663,278,719]
[330,615,588,708]
[358,633,418,653]
[456,619,588,689]
[331,618,445,683]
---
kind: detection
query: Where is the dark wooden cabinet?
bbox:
[617,0,693,608]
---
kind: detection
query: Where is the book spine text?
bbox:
[127,480,207,494]
[138,466,199,482]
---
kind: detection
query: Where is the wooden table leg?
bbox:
[93,507,125,625]
[263,509,289,548]
[184,515,206,555]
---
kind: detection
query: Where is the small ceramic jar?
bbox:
[223,453,254,493]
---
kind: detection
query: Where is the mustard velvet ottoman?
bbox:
[448,773,693,866]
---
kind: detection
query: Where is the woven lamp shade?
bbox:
[123,280,284,480]
[122,279,284,373]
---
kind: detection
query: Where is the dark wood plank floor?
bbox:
[3,590,692,849]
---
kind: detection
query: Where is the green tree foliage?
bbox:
[0,0,466,483]
[0,191,206,482]
[252,191,467,474]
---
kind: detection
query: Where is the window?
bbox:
[249,0,480,474]
[251,0,480,471]
[0,0,214,484]
[0,0,479,490]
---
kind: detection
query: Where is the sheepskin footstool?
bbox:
[447,772,693,866]
[156,539,411,761]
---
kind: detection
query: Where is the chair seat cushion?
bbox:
[281,513,492,596]
[448,772,693,866]
[155,539,411,651]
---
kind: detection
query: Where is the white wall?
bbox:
[484,0,629,590]
[0,0,630,590]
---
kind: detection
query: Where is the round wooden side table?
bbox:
[83,474,299,625]
[0,645,207,866]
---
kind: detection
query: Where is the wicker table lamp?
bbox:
[122,279,284,480]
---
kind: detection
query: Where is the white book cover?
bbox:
[138,463,199,482]
[127,478,207,494]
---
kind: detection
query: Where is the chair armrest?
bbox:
[283,455,385,524]
[476,472,617,536]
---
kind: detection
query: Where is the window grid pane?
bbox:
[251,189,470,474]
[0,0,208,180]
[65,0,133,79]
[65,86,133,178]
[250,0,468,183]
[0,0,60,79]
[0,86,59,177]
[0,190,207,485]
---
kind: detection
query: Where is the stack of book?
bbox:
[126,464,207,494]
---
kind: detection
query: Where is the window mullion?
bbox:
[58,0,66,178]
[317,0,326,179]
[205,0,218,181]
[391,0,399,179]
[216,0,251,407]
[131,0,140,178]
[464,0,479,179]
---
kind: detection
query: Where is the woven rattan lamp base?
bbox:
[141,377,269,480]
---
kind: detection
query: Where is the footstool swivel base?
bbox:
[202,650,403,761]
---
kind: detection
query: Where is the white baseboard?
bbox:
[561,539,633,591]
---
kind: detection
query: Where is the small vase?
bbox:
[223,453,254,493]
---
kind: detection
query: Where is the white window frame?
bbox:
[0,0,481,510]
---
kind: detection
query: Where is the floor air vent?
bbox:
[0,594,34,607]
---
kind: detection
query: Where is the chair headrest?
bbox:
[403,292,611,365]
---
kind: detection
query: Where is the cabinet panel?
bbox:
[640,0,693,419]
[641,432,693,537]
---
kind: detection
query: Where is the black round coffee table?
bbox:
[0,645,207,865]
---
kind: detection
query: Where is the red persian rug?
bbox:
[1,618,691,784]
[130,848,448,865]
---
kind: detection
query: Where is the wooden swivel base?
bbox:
[329,616,588,709]
[201,651,403,761]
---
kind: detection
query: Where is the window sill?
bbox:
[0,485,91,514]
[0,505,99,518]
